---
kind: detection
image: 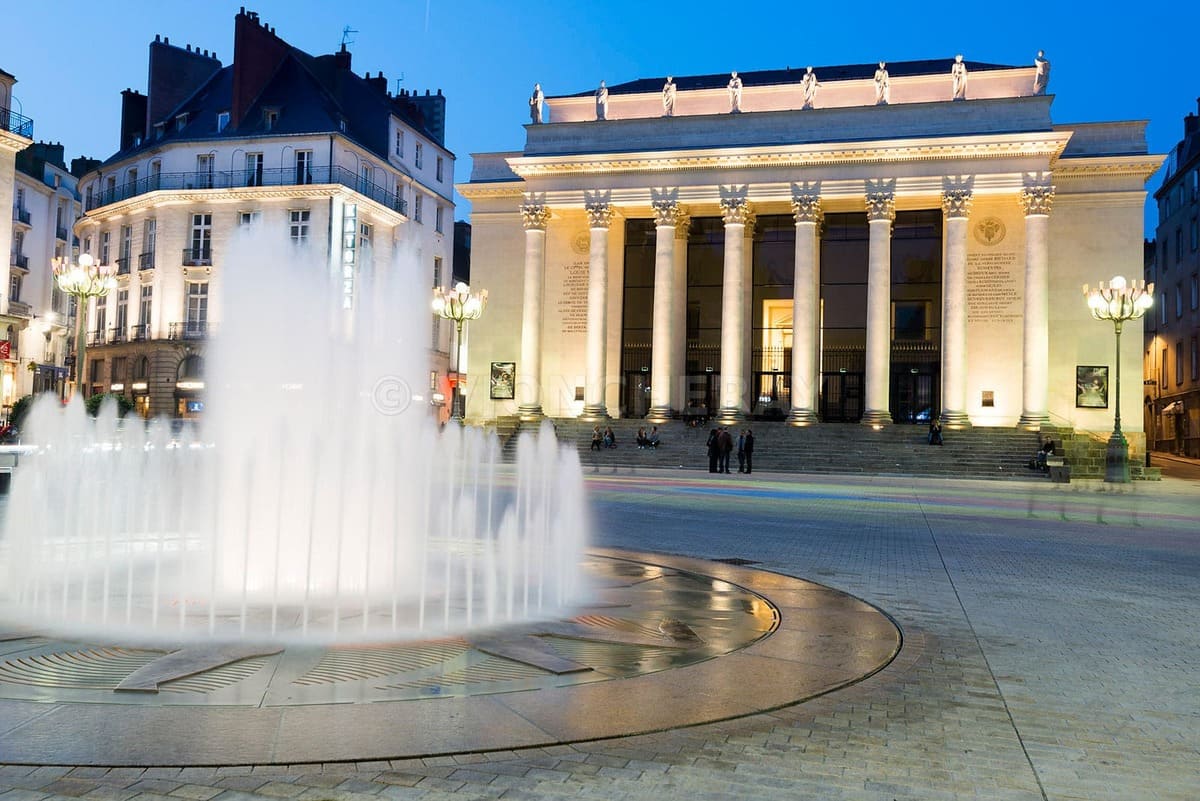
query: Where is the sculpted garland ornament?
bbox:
[520,203,550,230]
[719,197,752,226]
[865,191,896,222]
[1020,185,1055,216]
[791,193,823,224]
[652,200,684,228]
[941,189,973,219]
[586,203,614,229]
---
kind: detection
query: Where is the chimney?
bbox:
[1186,111,1199,138]
[334,43,352,71]
[146,36,220,133]
[366,70,387,94]
[120,88,148,150]
[408,88,447,146]
[71,156,102,179]
[230,8,290,129]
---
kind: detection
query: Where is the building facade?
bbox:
[77,9,456,419]
[1146,100,1200,457]
[462,57,1161,447]
[1,68,37,417]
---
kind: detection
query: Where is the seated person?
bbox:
[928,420,944,445]
[648,426,660,448]
[636,427,649,449]
[1032,439,1055,471]
[603,426,617,448]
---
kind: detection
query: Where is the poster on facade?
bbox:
[1075,365,1109,408]
[490,362,515,400]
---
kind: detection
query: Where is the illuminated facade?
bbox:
[77,9,455,419]
[462,57,1161,445]
[1,67,37,416]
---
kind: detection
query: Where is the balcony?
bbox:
[138,252,155,270]
[169,321,209,340]
[182,246,212,267]
[1,106,33,138]
[7,300,31,318]
[12,207,31,226]
[56,225,69,241]
[130,324,149,342]
[116,256,131,275]
[108,326,127,344]
[88,329,106,347]
[9,253,28,270]
[86,165,409,216]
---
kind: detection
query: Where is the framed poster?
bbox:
[490,362,515,400]
[1075,365,1109,409]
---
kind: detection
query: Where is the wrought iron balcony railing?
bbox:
[56,225,69,241]
[138,252,155,270]
[130,324,149,342]
[182,246,212,267]
[9,253,28,270]
[85,165,408,216]
[169,321,209,340]
[108,326,127,344]
[1,106,33,138]
[88,329,106,346]
[12,207,31,226]
[116,256,131,275]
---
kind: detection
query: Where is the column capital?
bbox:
[520,203,550,230]
[674,213,691,239]
[865,191,895,222]
[743,212,757,238]
[941,189,973,219]
[585,202,614,230]
[720,197,753,226]
[652,199,685,228]
[1020,185,1055,216]
[791,192,823,224]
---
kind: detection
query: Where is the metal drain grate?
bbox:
[713,557,760,566]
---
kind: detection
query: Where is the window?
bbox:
[95,301,107,338]
[433,256,443,289]
[11,229,22,258]
[115,289,129,339]
[175,113,188,131]
[90,358,103,385]
[196,154,214,188]
[415,142,423,169]
[1178,285,1184,319]
[186,282,208,334]
[111,356,127,383]
[216,111,230,132]
[1192,274,1199,310]
[83,235,92,257]
[100,231,111,263]
[394,130,404,158]
[14,187,24,211]
[85,184,94,210]
[264,109,278,130]
[414,193,423,223]
[289,209,310,243]
[127,168,137,187]
[1177,341,1184,385]
[359,163,373,193]
[140,285,153,332]
[239,210,262,227]
[1192,217,1198,252]
[1160,292,1168,325]
[119,225,132,273]
[294,150,312,185]
[150,159,161,189]
[189,213,212,261]
[358,222,372,250]
[436,156,444,182]
[893,301,928,340]
[9,274,21,303]
[1177,228,1183,263]
[141,218,156,269]
[1161,347,1169,388]
[245,152,264,186]
[1160,239,1168,272]
[1193,337,1199,381]
[435,205,444,233]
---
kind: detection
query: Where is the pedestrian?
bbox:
[718,427,734,474]
[736,430,747,473]
[590,425,602,451]
[743,428,754,474]
[603,426,617,448]
[928,419,944,445]
[706,427,720,473]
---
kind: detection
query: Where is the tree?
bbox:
[85,392,135,418]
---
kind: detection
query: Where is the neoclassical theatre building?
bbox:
[460,57,1162,435]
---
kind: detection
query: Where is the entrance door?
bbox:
[623,371,651,418]
[891,370,937,423]
[820,372,863,422]
[682,372,719,422]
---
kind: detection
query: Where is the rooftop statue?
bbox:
[951,55,967,101]
[874,62,890,105]
[800,67,819,110]
[1033,50,1051,95]
[595,80,609,121]
[529,83,544,124]
[728,71,743,113]
[663,76,676,117]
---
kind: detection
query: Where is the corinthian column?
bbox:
[718,198,752,421]
[671,214,689,413]
[862,190,895,426]
[940,188,972,427]
[518,202,550,420]
[1018,184,1054,428]
[787,192,822,425]
[582,202,614,420]
[649,200,684,421]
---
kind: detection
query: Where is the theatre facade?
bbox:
[459,57,1162,433]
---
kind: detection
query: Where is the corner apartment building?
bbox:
[77,8,456,419]
[0,67,36,416]
[1147,98,1200,456]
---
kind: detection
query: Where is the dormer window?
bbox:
[263,109,279,130]
[217,111,230,132]
[133,134,142,147]
[154,122,166,140]
[175,113,189,131]
[338,118,347,132]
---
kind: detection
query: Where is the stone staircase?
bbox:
[1041,423,1160,481]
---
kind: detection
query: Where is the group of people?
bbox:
[706,427,755,474]
[590,425,617,450]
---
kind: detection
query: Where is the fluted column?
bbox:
[581,202,614,420]
[670,214,689,413]
[518,203,550,420]
[1018,185,1054,428]
[940,189,973,428]
[649,201,684,421]
[718,198,752,421]
[862,190,895,426]
[787,193,822,425]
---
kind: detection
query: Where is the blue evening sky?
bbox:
[6,0,1198,238]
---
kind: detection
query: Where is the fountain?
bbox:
[0,227,589,644]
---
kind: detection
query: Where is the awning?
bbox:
[1162,401,1183,414]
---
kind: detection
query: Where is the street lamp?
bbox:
[432,281,487,421]
[1083,275,1154,483]
[53,253,117,399]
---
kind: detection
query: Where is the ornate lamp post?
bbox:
[432,282,487,421]
[1083,275,1154,483]
[53,253,117,399]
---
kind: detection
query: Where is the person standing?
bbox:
[595,80,609,120]
[736,430,747,473]
[706,427,720,473]
[744,429,755,474]
[718,427,734,474]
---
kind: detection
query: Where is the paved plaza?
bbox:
[1,468,1197,800]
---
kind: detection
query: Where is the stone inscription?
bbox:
[557,259,589,334]
[967,251,1021,323]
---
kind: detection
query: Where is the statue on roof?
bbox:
[800,67,819,110]
[951,55,967,101]
[874,62,890,105]
[529,83,544,124]
[728,72,743,113]
[663,76,676,117]
[595,80,609,121]
[1033,50,1051,95]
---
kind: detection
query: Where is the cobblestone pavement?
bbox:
[2,472,1197,801]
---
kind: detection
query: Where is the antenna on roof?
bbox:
[341,25,358,48]
[394,73,405,94]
